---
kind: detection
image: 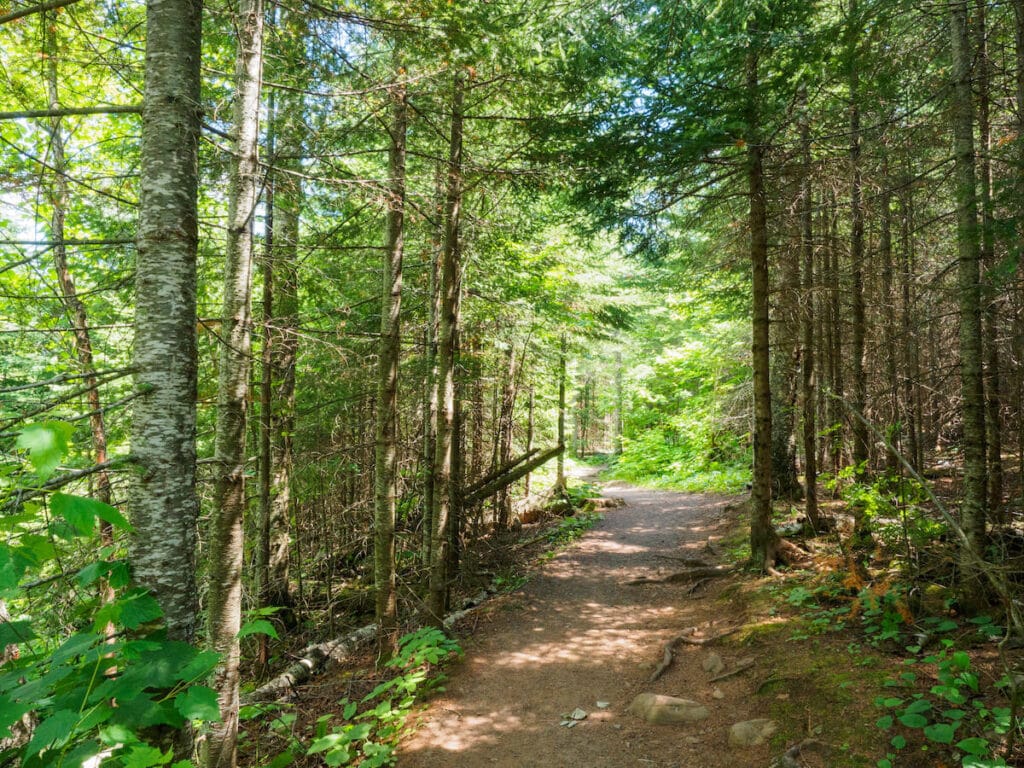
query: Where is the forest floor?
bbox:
[394,478,877,768]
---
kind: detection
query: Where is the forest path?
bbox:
[397,481,770,768]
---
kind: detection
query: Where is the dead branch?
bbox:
[709,658,755,682]
[463,444,563,507]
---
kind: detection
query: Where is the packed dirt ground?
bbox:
[248,476,1021,768]
[397,482,871,767]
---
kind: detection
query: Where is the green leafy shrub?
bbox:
[246,628,462,768]
[874,620,1013,768]
[1,422,222,768]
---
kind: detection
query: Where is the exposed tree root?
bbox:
[627,565,733,585]
[654,555,714,568]
[647,626,739,683]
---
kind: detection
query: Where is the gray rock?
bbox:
[702,652,726,675]
[627,693,710,725]
[712,687,725,700]
[729,719,778,747]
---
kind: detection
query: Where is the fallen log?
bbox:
[244,588,495,703]
[463,444,563,507]
[465,448,539,498]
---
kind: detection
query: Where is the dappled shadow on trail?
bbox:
[397,486,743,768]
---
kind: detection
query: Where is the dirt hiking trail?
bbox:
[398,482,787,768]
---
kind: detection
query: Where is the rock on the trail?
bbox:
[701,652,725,675]
[728,718,778,747]
[627,693,710,725]
[570,708,588,721]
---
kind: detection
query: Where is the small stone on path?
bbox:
[596,701,610,709]
[702,652,725,675]
[627,693,710,725]
[728,718,778,747]
[712,687,725,700]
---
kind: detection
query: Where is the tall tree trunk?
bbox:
[847,0,870,488]
[799,94,820,529]
[374,68,407,656]
[949,0,989,610]
[900,155,923,473]
[44,12,115,609]
[1014,0,1024,512]
[879,155,899,472]
[207,2,263,765]
[746,44,779,570]
[429,73,464,626]
[826,191,845,478]
[974,0,1003,519]
[421,170,443,567]
[131,0,202,757]
[259,9,304,618]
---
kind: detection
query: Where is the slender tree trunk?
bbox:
[899,155,923,473]
[259,9,304,618]
[878,158,898,476]
[746,44,779,570]
[556,334,567,490]
[1014,0,1024,512]
[614,353,624,456]
[257,89,276,658]
[974,0,1003,519]
[495,345,517,529]
[847,0,870,487]
[524,387,535,496]
[949,0,989,610]
[421,171,442,567]
[429,73,464,626]
[131,0,202,758]
[44,13,115,607]
[827,192,845,478]
[374,68,407,656]
[799,94,819,529]
[207,2,263,765]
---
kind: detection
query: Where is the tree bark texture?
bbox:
[949,0,989,609]
[207,1,263,765]
[429,73,464,626]
[799,95,819,529]
[374,70,407,655]
[847,0,870,487]
[131,0,203,646]
[746,44,779,570]
[131,1,202,759]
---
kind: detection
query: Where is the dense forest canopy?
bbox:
[2,0,1024,765]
